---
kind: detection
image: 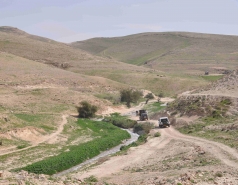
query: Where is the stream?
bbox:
[54,129,139,177]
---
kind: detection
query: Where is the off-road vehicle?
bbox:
[158,117,170,128]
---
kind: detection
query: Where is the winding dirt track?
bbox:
[76,122,238,180]
[0,114,68,156]
[161,127,238,170]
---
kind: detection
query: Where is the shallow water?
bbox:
[54,129,139,177]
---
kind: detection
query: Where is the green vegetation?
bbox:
[120,134,148,152]
[16,119,130,175]
[201,75,223,82]
[17,144,29,149]
[120,89,143,107]
[154,132,161,137]
[15,113,47,123]
[14,113,55,131]
[84,175,98,183]
[145,93,154,100]
[103,113,137,129]
[133,122,154,135]
[76,101,98,118]
[168,97,232,118]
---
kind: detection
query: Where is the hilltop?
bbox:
[71,32,238,74]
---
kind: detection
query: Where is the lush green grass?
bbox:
[15,113,47,123]
[14,113,55,131]
[16,119,130,175]
[178,116,238,149]
[201,75,223,82]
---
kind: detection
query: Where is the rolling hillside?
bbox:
[1,27,238,185]
[0,26,147,74]
[71,32,238,74]
[0,27,208,95]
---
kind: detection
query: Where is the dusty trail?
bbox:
[76,122,238,180]
[76,128,172,179]
[0,114,68,156]
[161,127,238,169]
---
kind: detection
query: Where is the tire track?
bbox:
[160,126,238,169]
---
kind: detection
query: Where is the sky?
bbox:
[1,0,238,43]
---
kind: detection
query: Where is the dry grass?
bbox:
[72,32,238,74]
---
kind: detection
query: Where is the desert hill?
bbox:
[0,27,208,95]
[0,26,146,74]
[71,32,238,74]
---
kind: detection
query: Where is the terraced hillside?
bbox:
[71,32,238,74]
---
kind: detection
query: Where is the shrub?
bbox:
[120,89,143,107]
[84,175,98,183]
[120,134,148,152]
[158,92,164,98]
[215,171,223,177]
[154,132,161,137]
[76,101,98,118]
[133,122,154,135]
[103,113,137,129]
[145,93,154,99]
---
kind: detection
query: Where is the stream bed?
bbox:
[54,129,139,177]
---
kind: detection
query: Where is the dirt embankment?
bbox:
[0,115,68,156]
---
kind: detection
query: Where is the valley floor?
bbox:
[71,124,238,185]
[0,97,238,185]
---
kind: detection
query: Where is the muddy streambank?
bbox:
[54,129,139,177]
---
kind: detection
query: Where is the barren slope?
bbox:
[0,26,149,74]
[0,27,209,95]
[72,32,238,74]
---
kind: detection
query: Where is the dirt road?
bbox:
[74,122,238,184]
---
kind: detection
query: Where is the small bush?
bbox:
[84,175,98,182]
[145,93,154,99]
[215,171,223,177]
[133,122,154,135]
[154,132,161,137]
[76,101,98,118]
[137,134,148,143]
[158,92,164,98]
[220,99,232,106]
[17,145,27,149]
